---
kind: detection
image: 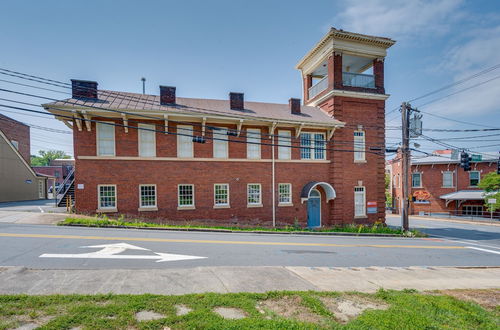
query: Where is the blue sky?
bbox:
[0,0,499,157]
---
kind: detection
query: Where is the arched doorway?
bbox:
[307,189,321,228]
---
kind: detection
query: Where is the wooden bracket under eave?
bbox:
[73,115,83,132]
[81,110,91,132]
[295,123,305,138]
[327,127,337,141]
[202,117,207,136]
[269,122,278,139]
[164,114,169,134]
[61,119,73,130]
[237,119,244,137]
[121,114,128,133]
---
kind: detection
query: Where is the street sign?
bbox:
[471,154,482,162]
[367,201,377,214]
[488,198,497,204]
[39,243,206,263]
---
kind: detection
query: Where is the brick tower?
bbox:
[296,28,395,225]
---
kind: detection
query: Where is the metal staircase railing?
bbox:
[55,167,75,206]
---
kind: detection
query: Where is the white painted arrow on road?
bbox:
[39,243,206,263]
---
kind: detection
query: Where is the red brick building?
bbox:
[32,159,74,188]
[390,149,498,218]
[0,113,30,162]
[44,28,395,227]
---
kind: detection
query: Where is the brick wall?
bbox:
[0,114,30,162]
[319,96,386,225]
[73,120,333,227]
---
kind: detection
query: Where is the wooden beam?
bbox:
[269,122,278,139]
[62,119,73,130]
[295,123,305,138]
[121,114,128,133]
[74,116,82,132]
[201,117,207,136]
[163,114,169,134]
[327,127,336,141]
[237,119,244,137]
[81,110,91,132]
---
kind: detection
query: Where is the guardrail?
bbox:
[388,208,500,221]
[342,72,375,88]
[55,167,75,206]
[308,76,328,99]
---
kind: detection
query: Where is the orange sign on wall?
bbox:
[413,190,431,200]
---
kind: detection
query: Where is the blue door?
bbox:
[307,190,321,228]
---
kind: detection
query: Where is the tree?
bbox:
[31,150,70,166]
[478,171,500,212]
[385,173,392,207]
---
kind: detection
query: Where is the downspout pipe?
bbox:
[272,135,276,227]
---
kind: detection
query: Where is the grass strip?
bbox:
[59,217,424,236]
[0,289,497,329]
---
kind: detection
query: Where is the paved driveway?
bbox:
[0,199,66,213]
[0,199,67,224]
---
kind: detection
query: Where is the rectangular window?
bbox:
[247,184,262,206]
[10,140,19,150]
[442,171,453,188]
[300,133,326,160]
[214,184,229,206]
[98,185,116,209]
[412,173,422,188]
[139,184,156,208]
[177,125,193,158]
[278,183,292,204]
[213,127,228,159]
[247,128,261,159]
[96,122,115,156]
[354,186,366,217]
[38,180,44,199]
[178,184,194,208]
[469,171,480,187]
[54,171,60,178]
[463,205,483,216]
[278,130,291,160]
[138,123,156,157]
[354,131,365,161]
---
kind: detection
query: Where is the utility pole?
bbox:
[401,102,411,232]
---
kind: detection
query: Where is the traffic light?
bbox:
[460,151,471,171]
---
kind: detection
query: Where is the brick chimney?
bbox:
[229,92,244,110]
[289,98,301,114]
[71,79,98,99]
[160,86,176,105]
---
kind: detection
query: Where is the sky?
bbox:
[0,0,499,158]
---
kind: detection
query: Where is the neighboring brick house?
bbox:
[0,113,30,162]
[33,159,75,188]
[43,28,395,227]
[0,114,49,202]
[391,149,499,217]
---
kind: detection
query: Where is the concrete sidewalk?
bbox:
[0,211,66,225]
[1,266,498,295]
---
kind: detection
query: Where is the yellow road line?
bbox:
[0,232,465,249]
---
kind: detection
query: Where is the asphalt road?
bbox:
[386,214,500,250]
[0,220,499,270]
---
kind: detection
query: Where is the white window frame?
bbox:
[463,205,483,216]
[411,172,422,188]
[278,183,292,205]
[139,184,157,210]
[138,123,156,157]
[178,184,195,209]
[96,122,116,156]
[11,140,19,150]
[469,171,480,187]
[442,171,454,188]
[177,125,194,158]
[214,183,230,208]
[247,183,262,207]
[354,186,366,217]
[213,127,228,159]
[97,184,117,211]
[353,130,366,162]
[246,128,261,159]
[278,130,292,160]
[300,132,326,160]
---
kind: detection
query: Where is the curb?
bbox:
[58,223,409,237]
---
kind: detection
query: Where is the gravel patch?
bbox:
[320,295,388,323]
[213,307,247,319]
[135,310,165,321]
[257,296,323,324]
[175,304,192,316]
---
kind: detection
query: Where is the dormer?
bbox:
[296,28,395,106]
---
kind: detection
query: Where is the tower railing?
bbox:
[342,72,375,88]
[308,76,328,99]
